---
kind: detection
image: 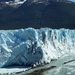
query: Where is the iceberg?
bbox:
[0,28,75,68]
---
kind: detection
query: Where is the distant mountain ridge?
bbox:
[0,1,75,29]
[25,0,70,5]
[0,0,73,9]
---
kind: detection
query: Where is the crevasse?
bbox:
[0,28,75,67]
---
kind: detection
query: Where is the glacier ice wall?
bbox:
[0,28,75,67]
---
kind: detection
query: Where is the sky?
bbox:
[70,0,75,2]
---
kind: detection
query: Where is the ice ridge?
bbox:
[0,28,75,67]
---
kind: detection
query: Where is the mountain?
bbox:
[0,28,75,67]
[0,1,75,29]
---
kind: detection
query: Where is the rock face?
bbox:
[25,0,68,4]
[0,28,75,67]
[25,0,68,6]
[25,0,50,5]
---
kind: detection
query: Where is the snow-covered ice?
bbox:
[0,67,30,75]
[0,28,75,74]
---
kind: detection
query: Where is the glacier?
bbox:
[0,28,75,68]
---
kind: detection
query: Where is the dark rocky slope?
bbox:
[0,1,75,29]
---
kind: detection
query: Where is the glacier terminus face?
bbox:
[0,28,75,68]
